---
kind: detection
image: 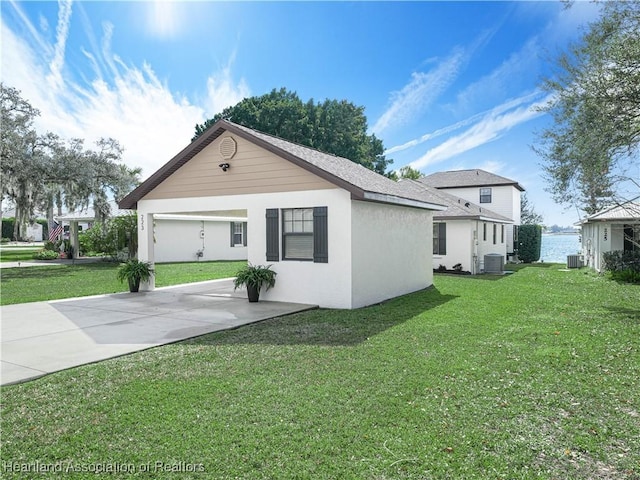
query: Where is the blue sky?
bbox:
[1,1,602,226]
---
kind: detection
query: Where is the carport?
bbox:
[0,279,316,385]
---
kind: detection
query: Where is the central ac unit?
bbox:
[484,254,504,273]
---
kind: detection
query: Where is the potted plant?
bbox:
[117,259,154,293]
[233,263,277,302]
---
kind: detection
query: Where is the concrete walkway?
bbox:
[0,257,104,269]
[1,279,316,386]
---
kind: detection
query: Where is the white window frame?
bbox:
[282,208,314,261]
[480,187,492,204]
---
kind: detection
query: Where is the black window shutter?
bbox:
[265,209,279,261]
[313,206,328,263]
[230,222,234,247]
[243,222,248,247]
[439,222,447,255]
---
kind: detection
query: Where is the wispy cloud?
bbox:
[408,92,551,170]
[449,37,541,116]
[46,0,72,90]
[371,29,497,136]
[370,50,466,136]
[386,91,541,156]
[1,1,250,178]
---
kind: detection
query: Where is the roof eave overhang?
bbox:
[579,217,640,224]
[433,214,512,223]
[435,182,525,192]
[360,192,447,211]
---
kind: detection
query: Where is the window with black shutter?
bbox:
[265,209,279,261]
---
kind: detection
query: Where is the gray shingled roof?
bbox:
[400,180,513,222]
[419,169,525,192]
[120,120,447,211]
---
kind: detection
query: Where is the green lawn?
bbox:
[1,265,638,479]
[0,261,247,305]
[0,247,42,262]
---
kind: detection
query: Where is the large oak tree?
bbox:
[1,84,140,240]
[194,88,393,175]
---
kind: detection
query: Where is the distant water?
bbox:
[540,234,581,263]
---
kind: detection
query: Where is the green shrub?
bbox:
[44,240,58,251]
[610,269,640,283]
[517,224,542,263]
[82,214,137,260]
[33,249,60,260]
[602,250,640,283]
[1,218,15,240]
[602,250,640,272]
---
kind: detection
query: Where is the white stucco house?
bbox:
[119,120,447,309]
[401,180,512,274]
[577,201,640,272]
[418,169,524,259]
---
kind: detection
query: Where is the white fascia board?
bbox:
[478,216,513,224]
[362,192,447,211]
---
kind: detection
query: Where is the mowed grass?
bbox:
[0,247,42,262]
[1,265,639,479]
[0,261,246,305]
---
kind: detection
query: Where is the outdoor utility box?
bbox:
[484,254,504,273]
[567,254,584,268]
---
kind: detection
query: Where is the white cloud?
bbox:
[409,93,551,170]
[1,1,250,178]
[46,0,72,90]
[371,29,498,136]
[450,37,540,116]
[204,51,250,117]
[386,91,541,155]
[370,50,466,136]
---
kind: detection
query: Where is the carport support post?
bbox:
[138,212,155,291]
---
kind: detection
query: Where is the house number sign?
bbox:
[604,227,608,241]
[140,214,145,231]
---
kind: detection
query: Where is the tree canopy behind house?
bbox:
[193,88,393,176]
[534,1,640,214]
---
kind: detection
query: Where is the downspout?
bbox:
[473,221,479,275]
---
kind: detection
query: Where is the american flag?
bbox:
[49,221,63,242]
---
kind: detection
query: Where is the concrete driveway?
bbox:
[1,279,316,386]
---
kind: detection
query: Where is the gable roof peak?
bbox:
[119,119,447,211]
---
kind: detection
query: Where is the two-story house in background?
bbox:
[418,169,524,268]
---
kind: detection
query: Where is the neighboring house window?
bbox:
[493,224,497,245]
[483,223,487,241]
[433,223,446,255]
[480,188,492,203]
[230,222,247,247]
[266,207,328,263]
[501,225,505,244]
